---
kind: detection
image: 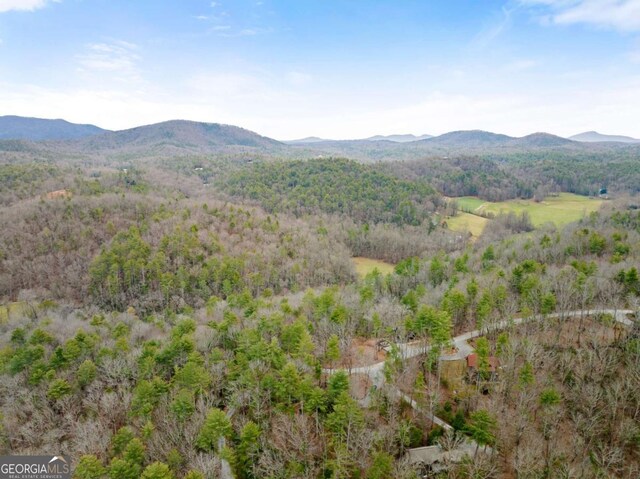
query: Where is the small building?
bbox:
[466,353,500,384]
[466,353,499,372]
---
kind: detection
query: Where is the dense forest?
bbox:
[219,158,439,226]
[1,122,640,478]
[379,152,640,202]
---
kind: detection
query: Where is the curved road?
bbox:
[326,309,634,387]
[323,308,635,463]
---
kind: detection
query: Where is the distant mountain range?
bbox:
[422,130,512,147]
[284,136,330,144]
[365,134,433,142]
[285,133,433,144]
[569,131,640,143]
[0,115,108,140]
[294,130,577,149]
[1,115,639,160]
[421,131,573,148]
[76,120,283,152]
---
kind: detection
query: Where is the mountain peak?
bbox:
[77,119,283,151]
[516,132,574,147]
[569,131,640,143]
[284,136,330,144]
[424,130,514,146]
[0,115,108,140]
[365,134,433,143]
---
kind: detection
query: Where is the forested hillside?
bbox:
[0,116,107,140]
[220,158,440,226]
[0,119,639,479]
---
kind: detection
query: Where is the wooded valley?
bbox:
[0,119,639,478]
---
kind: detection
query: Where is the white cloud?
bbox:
[216,27,272,37]
[472,6,515,47]
[187,72,267,99]
[0,0,57,13]
[521,0,640,31]
[0,84,218,131]
[2,59,639,140]
[6,74,640,140]
[290,83,640,140]
[76,41,142,83]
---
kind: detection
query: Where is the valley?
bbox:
[0,116,639,479]
[447,193,605,237]
[456,193,603,228]
[3,2,640,477]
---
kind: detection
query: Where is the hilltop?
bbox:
[0,115,107,140]
[570,131,640,143]
[420,130,513,147]
[365,133,433,142]
[75,120,284,153]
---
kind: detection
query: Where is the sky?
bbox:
[0,0,639,140]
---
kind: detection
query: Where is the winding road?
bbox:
[326,309,634,385]
[323,308,635,465]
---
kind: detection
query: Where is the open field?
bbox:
[480,193,603,226]
[352,256,396,277]
[455,196,487,213]
[446,211,490,237]
[450,193,603,235]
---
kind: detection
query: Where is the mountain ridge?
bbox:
[569,131,640,143]
[2,115,638,159]
[365,133,433,142]
[73,119,284,152]
[0,115,108,140]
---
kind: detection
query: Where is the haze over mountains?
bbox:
[284,136,329,144]
[570,131,640,143]
[76,120,283,152]
[284,134,432,144]
[1,115,640,160]
[291,131,579,148]
[366,134,433,142]
[0,115,107,140]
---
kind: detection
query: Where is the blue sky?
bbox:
[0,0,639,139]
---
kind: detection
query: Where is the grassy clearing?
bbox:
[451,193,603,231]
[352,257,396,277]
[446,212,489,237]
[480,193,603,227]
[454,196,486,213]
[0,302,26,324]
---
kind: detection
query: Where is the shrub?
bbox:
[47,378,72,400]
[108,458,140,479]
[123,438,145,466]
[170,389,195,421]
[141,462,174,479]
[77,360,97,388]
[111,426,135,457]
[73,455,106,479]
[196,408,232,452]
